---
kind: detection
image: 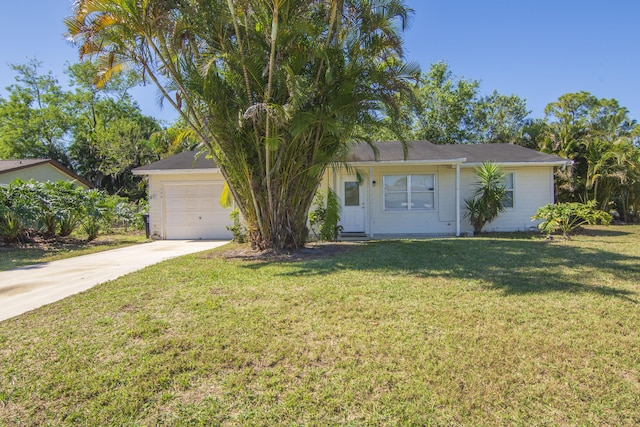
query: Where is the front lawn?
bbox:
[0,233,148,271]
[1,226,638,425]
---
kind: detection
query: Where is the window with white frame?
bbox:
[383,174,435,210]
[502,173,514,208]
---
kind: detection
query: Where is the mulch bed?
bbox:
[210,241,365,262]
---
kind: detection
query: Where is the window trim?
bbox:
[383,174,436,211]
[502,172,515,209]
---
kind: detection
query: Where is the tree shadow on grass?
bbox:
[573,228,632,237]
[242,238,639,303]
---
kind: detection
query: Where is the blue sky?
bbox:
[1,1,638,124]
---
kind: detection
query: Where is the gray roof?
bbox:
[133,151,217,172]
[134,142,568,173]
[348,140,568,165]
[0,159,52,172]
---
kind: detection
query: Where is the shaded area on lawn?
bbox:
[0,233,148,271]
[244,238,639,303]
[2,228,639,426]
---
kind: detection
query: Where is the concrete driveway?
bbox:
[0,240,228,322]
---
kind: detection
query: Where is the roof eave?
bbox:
[132,168,221,176]
[347,158,467,167]
[0,159,94,189]
[460,161,571,168]
[0,160,49,174]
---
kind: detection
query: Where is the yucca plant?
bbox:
[464,162,507,234]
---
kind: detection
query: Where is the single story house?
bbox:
[133,141,569,240]
[0,159,93,189]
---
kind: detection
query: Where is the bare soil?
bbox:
[215,241,365,262]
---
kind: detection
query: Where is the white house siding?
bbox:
[147,173,233,240]
[368,165,457,235]
[459,166,555,233]
[327,165,458,236]
[327,164,556,236]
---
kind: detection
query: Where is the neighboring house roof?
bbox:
[133,142,569,174]
[348,140,569,166]
[132,151,218,174]
[0,159,94,188]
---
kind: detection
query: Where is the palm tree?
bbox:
[66,0,419,250]
[539,92,640,220]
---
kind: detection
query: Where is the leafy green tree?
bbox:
[0,60,73,166]
[464,162,507,234]
[517,118,547,149]
[67,0,419,250]
[372,63,530,145]
[411,62,479,144]
[470,91,530,144]
[148,118,201,158]
[67,61,163,200]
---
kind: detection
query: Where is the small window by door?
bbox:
[344,181,360,206]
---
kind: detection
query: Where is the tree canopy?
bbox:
[536,92,640,221]
[66,0,420,250]
[0,59,168,201]
[0,60,73,166]
[371,62,530,144]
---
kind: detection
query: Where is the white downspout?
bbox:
[456,164,461,237]
[369,166,374,238]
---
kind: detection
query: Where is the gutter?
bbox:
[348,158,467,167]
[132,168,221,176]
[459,161,571,168]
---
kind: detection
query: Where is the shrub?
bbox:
[82,190,110,241]
[0,188,22,243]
[0,211,22,244]
[532,200,612,239]
[94,195,147,233]
[0,179,129,242]
[309,189,342,241]
[53,186,87,237]
[226,208,247,243]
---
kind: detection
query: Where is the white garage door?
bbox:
[163,183,233,240]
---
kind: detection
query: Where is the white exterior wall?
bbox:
[367,165,457,235]
[0,164,90,188]
[326,165,458,236]
[144,164,556,239]
[327,164,555,236]
[459,166,554,232]
[147,172,230,239]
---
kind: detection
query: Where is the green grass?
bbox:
[0,233,149,271]
[1,226,639,426]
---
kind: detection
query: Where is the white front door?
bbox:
[339,176,366,233]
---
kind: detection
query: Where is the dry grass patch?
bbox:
[0,226,639,425]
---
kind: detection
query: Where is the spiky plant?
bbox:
[464,162,507,234]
